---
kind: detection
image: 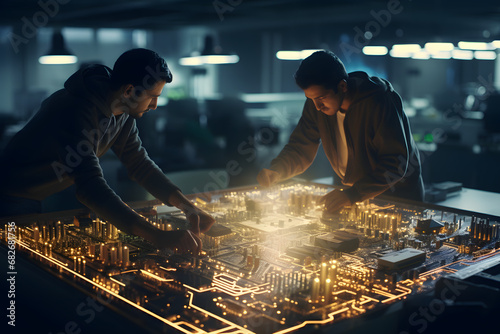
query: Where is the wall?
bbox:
[0,26,23,114]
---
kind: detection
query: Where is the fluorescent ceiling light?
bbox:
[411,51,430,59]
[362,46,388,56]
[452,49,473,60]
[179,55,239,66]
[202,55,239,64]
[276,51,302,60]
[276,49,322,60]
[424,42,454,53]
[39,30,78,65]
[492,40,500,48]
[474,51,497,60]
[392,44,421,53]
[389,49,411,58]
[39,55,78,64]
[179,56,204,66]
[458,41,491,50]
[430,51,452,59]
[300,49,322,58]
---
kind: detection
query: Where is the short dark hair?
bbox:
[110,48,172,91]
[294,50,348,92]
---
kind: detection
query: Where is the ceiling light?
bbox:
[39,55,78,65]
[202,55,239,64]
[389,49,411,58]
[474,51,497,60]
[179,35,239,66]
[179,56,204,66]
[392,44,421,53]
[491,40,500,48]
[276,51,302,60]
[39,30,78,65]
[276,49,322,60]
[458,41,492,50]
[424,42,454,53]
[452,49,473,60]
[362,46,388,56]
[430,51,452,59]
[300,49,322,58]
[411,51,430,59]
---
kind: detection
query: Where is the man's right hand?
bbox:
[257,168,281,187]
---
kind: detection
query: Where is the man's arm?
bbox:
[111,119,214,233]
[260,99,321,185]
[111,118,180,203]
[72,154,202,253]
[58,112,201,253]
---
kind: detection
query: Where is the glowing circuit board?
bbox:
[3,181,500,333]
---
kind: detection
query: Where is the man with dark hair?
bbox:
[0,48,214,254]
[258,50,424,213]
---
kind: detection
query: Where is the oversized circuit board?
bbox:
[3,181,500,333]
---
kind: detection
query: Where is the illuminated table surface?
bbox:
[432,187,500,218]
[4,180,500,334]
[313,177,500,218]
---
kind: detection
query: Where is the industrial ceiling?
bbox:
[1,0,499,42]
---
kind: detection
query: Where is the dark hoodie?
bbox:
[0,64,179,225]
[270,71,424,202]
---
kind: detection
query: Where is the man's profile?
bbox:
[0,48,214,254]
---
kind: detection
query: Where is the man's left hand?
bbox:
[194,208,215,233]
[168,190,216,234]
[184,206,215,234]
[319,189,351,214]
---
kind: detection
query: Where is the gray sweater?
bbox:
[0,64,179,225]
[271,71,424,203]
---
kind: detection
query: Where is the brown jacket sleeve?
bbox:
[111,118,180,206]
[270,99,321,179]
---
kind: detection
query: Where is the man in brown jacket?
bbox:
[257,50,424,213]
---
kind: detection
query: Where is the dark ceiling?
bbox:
[1,0,500,42]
